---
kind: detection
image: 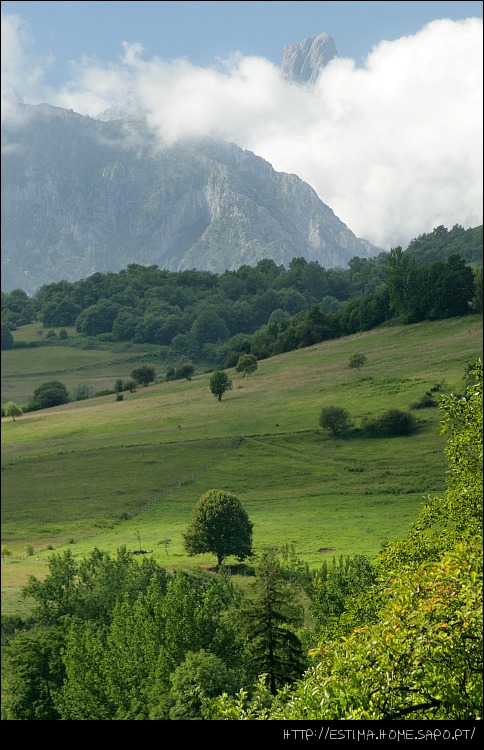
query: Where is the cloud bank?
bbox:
[2,13,482,250]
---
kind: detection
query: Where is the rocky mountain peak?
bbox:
[281,32,338,84]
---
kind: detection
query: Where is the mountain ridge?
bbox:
[1,101,381,295]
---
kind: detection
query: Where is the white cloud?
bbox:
[1,14,482,250]
[1,12,53,105]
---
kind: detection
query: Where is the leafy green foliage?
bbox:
[166,361,195,381]
[8,552,242,720]
[4,224,477,373]
[309,554,376,630]
[209,370,232,401]
[183,489,253,567]
[361,409,418,437]
[28,380,70,410]
[4,401,22,420]
[319,405,352,436]
[210,360,483,720]
[385,248,475,323]
[236,353,258,377]
[168,650,240,720]
[2,626,65,720]
[130,365,156,387]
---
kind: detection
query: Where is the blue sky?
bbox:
[2,1,482,85]
[1,1,483,250]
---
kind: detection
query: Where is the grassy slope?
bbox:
[1,315,482,617]
[1,323,161,406]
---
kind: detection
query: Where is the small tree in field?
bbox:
[209,371,232,401]
[319,405,352,437]
[4,402,23,421]
[236,354,258,377]
[349,352,367,369]
[130,365,156,387]
[183,489,253,568]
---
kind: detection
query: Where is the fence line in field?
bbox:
[3,435,244,523]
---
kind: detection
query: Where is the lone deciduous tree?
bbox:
[236,354,258,377]
[183,489,253,568]
[209,371,232,401]
[130,365,156,387]
[4,402,23,421]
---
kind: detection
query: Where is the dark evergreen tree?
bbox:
[237,551,307,695]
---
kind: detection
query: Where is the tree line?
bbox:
[2,226,482,374]
[1,361,482,720]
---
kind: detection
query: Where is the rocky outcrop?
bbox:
[1,102,380,295]
[281,32,338,84]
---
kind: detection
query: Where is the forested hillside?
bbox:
[2,225,482,389]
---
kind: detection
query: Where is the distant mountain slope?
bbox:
[1,102,381,295]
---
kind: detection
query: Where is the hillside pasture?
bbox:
[1,315,482,616]
[1,324,163,407]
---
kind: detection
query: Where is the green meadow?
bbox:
[1,322,159,406]
[1,314,482,617]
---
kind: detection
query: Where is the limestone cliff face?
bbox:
[280,32,338,83]
[1,102,379,295]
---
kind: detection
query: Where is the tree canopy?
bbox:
[28,381,70,410]
[4,402,23,421]
[209,371,232,401]
[130,365,156,387]
[235,353,258,377]
[183,489,253,568]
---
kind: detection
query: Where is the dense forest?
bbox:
[2,226,482,384]
[1,359,481,720]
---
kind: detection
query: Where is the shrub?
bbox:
[410,393,438,409]
[319,406,352,437]
[361,409,418,438]
[349,352,367,369]
[29,380,70,410]
[131,365,156,387]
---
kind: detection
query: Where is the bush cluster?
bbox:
[361,409,418,437]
